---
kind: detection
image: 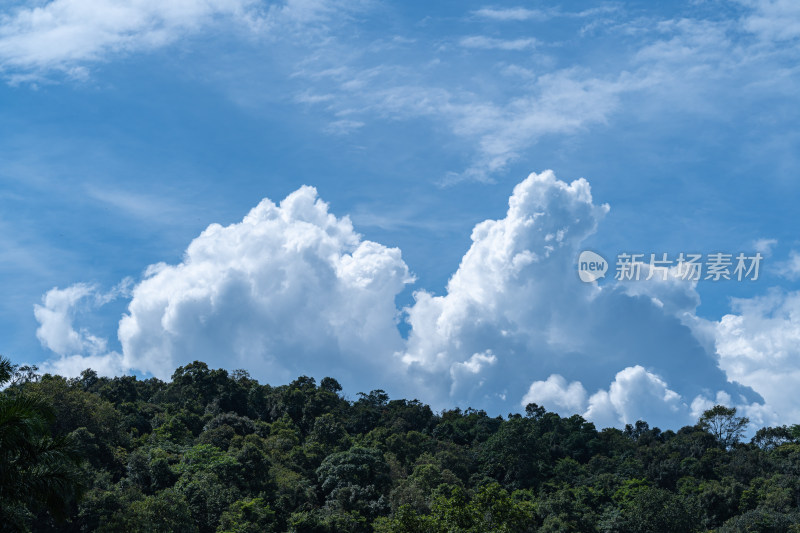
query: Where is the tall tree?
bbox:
[0,356,85,531]
[698,405,749,448]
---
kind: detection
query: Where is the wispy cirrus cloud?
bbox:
[459,35,538,51]
[776,250,800,280]
[85,186,197,227]
[470,5,619,22]
[0,0,259,79]
[4,1,798,184]
[0,0,365,81]
[284,2,799,183]
[471,7,548,22]
[293,64,629,183]
[741,0,800,42]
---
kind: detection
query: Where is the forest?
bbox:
[2,355,800,533]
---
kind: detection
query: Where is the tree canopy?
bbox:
[2,357,800,532]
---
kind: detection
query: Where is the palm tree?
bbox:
[0,356,85,531]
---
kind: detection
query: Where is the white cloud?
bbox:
[398,170,760,423]
[469,6,615,22]
[714,289,800,424]
[5,0,799,185]
[471,7,547,22]
[116,185,413,387]
[0,0,258,76]
[289,1,799,183]
[633,18,734,67]
[401,170,608,379]
[615,260,702,318]
[34,185,413,388]
[449,350,498,399]
[689,390,733,420]
[86,186,193,226]
[741,0,800,42]
[753,238,778,256]
[309,69,629,183]
[459,36,538,51]
[40,351,126,378]
[583,366,686,429]
[776,250,800,280]
[0,0,363,79]
[522,374,587,415]
[34,283,128,377]
[34,283,106,356]
[34,170,791,430]
[524,366,692,430]
[323,119,365,135]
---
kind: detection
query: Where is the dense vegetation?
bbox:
[3,356,800,532]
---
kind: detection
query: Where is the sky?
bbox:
[1,0,800,431]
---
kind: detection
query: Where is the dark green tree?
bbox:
[217,497,277,533]
[0,356,85,531]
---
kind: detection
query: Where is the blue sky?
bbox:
[1,0,800,429]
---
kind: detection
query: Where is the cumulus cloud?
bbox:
[401,170,608,382]
[40,351,126,378]
[714,289,800,425]
[115,185,413,389]
[34,170,792,430]
[522,374,587,416]
[689,390,733,420]
[583,366,685,429]
[34,283,106,356]
[398,170,760,424]
[34,283,126,377]
[616,260,702,318]
[448,350,498,400]
[524,366,694,429]
[34,186,413,390]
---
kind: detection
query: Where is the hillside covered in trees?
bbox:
[3,356,800,532]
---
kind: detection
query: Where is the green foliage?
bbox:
[217,497,276,532]
[316,446,391,520]
[377,483,536,532]
[5,356,800,532]
[0,356,85,531]
[609,484,701,532]
[102,488,197,533]
[699,405,749,448]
